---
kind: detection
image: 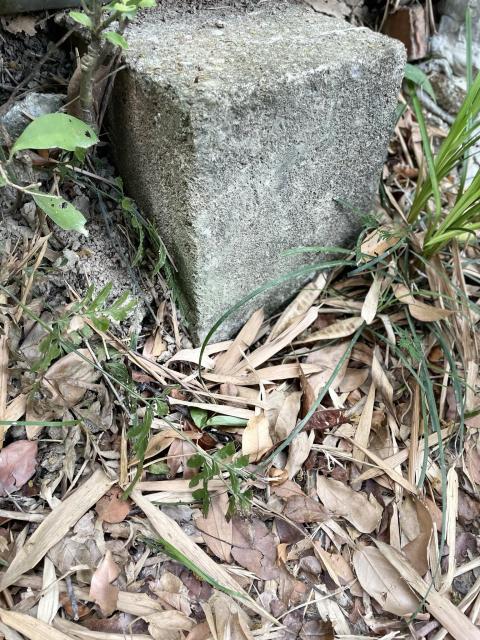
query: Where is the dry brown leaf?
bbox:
[400,498,434,576]
[316,476,382,533]
[1,15,37,35]
[269,272,327,341]
[233,306,318,374]
[43,349,100,408]
[195,492,233,563]
[285,431,313,479]
[375,540,480,640]
[304,342,350,394]
[131,490,276,622]
[37,557,59,625]
[274,391,302,441]
[313,543,355,587]
[146,610,195,640]
[203,592,253,640]
[300,316,363,343]
[89,550,120,616]
[95,486,131,524]
[353,381,375,467]
[168,398,254,420]
[242,413,273,462]
[0,609,72,640]
[353,546,418,615]
[169,341,231,368]
[231,516,279,580]
[151,571,191,616]
[0,469,113,590]
[361,276,382,325]
[361,226,400,257]
[215,309,264,374]
[283,493,328,524]
[54,617,151,639]
[393,284,453,322]
[0,440,37,496]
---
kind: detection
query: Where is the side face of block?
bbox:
[110,6,405,341]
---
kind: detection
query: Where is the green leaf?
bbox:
[104,31,129,49]
[139,0,156,6]
[69,10,93,28]
[190,407,208,429]
[404,63,436,101]
[32,193,88,235]
[12,114,98,156]
[148,461,170,475]
[0,173,7,188]
[205,415,247,427]
[187,454,204,469]
[113,2,136,12]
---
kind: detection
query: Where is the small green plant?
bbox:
[33,282,136,372]
[0,113,98,235]
[187,441,252,518]
[69,0,155,126]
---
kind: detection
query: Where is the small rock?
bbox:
[1,92,64,142]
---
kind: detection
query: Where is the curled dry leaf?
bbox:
[0,440,37,496]
[95,487,131,524]
[285,431,314,479]
[203,592,253,640]
[392,284,453,322]
[43,349,100,408]
[316,476,382,533]
[195,492,233,563]
[89,550,120,617]
[274,391,302,441]
[241,413,273,462]
[353,546,418,616]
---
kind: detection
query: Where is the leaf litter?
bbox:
[1,45,480,640]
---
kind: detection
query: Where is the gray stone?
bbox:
[109,4,405,342]
[1,92,64,142]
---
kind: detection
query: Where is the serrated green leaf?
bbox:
[404,63,436,101]
[104,31,129,49]
[12,113,98,155]
[32,193,88,235]
[148,462,170,475]
[91,316,110,331]
[69,11,93,28]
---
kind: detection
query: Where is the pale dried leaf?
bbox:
[0,440,37,496]
[353,382,375,466]
[301,316,363,343]
[285,431,313,479]
[0,469,113,590]
[95,486,131,524]
[362,276,383,325]
[375,540,480,640]
[269,272,327,341]
[0,609,72,640]
[37,557,59,624]
[204,592,253,640]
[316,476,382,533]
[169,341,232,369]
[274,391,302,441]
[353,546,418,615]
[215,309,264,374]
[43,349,100,408]
[89,550,120,616]
[242,414,273,462]
[195,492,233,563]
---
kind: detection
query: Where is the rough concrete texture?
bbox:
[110,3,405,342]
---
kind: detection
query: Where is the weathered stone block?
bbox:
[110,4,405,342]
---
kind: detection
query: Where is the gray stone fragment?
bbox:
[109,5,405,342]
[1,92,64,142]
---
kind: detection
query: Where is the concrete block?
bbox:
[109,4,405,342]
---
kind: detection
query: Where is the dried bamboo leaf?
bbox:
[203,363,322,386]
[54,618,152,639]
[361,276,382,325]
[168,398,254,420]
[0,609,72,640]
[0,323,9,448]
[0,469,113,590]
[269,273,327,341]
[440,467,458,593]
[233,307,318,374]
[375,540,480,640]
[215,309,264,374]
[353,381,375,467]
[131,490,278,624]
[37,557,59,624]
[300,316,364,343]
[242,414,273,462]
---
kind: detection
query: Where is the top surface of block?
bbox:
[125,4,403,98]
